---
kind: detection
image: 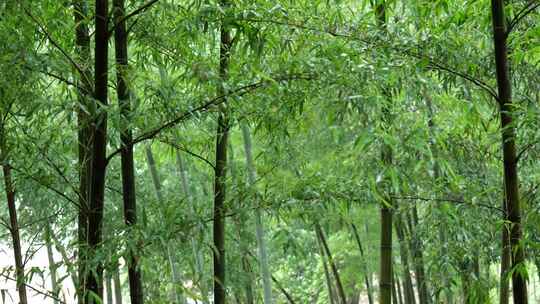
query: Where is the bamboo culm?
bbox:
[241,123,274,304]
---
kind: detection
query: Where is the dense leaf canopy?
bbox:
[0,0,538,303]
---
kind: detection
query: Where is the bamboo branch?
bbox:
[9,166,79,207]
[239,17,499,101]
[105,74,313,165]
[392,195,504,213]
[159,138,216,170]
[22,66,83,91]
[24,8,86,81]
[507,1,540,35]
[0,273,66,304]
[107,0,160,37]
[516,138,540,163]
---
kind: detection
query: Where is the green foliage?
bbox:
[0,0,538,303]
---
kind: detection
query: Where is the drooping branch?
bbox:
[516,138,540,163]
[158,138,216,170]
[24,8,87,86]
[18,209,66,230]
[9,166,79,207]
[12,118,83,205]
[392,195,504,214]
[0,273,66,304]
[105,74,313,165]
[507,1,540,35]
[240,18,499,101]
[242,249,297,304]
[22,65,84,91]
[107,0,160,37]
[271,274,297,304]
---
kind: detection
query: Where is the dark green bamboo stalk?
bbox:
[213,0,232,302]
[490,1,528,303]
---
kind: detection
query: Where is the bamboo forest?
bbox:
[0,0,539,303]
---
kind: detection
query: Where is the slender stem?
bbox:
[490,1,528,303]
[3,163,29,304]
[241,123,274,304]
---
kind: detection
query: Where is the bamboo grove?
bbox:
[0,0,539,303]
